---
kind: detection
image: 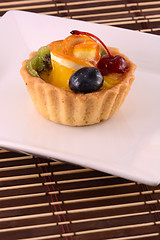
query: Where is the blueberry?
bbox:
[69,67,104,93]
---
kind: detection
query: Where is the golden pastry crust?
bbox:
[20,48,136,126]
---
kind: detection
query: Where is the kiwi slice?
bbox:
[26,55,40,77]
[26,45,52,77]
[36,45,51,72]
[37,45,50,57]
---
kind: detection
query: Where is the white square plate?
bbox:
[0,10,160,185]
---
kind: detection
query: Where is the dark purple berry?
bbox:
[69,67,103,93]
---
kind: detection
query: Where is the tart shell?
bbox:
[20,48,136,126]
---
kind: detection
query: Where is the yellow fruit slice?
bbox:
[102,73,123,89]
[47,60,74,91]
[73,42,100,65]
[49,38,98,91]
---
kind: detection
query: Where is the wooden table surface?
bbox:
[0,1,160,240]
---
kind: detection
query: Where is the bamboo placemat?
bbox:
[0,0,160,239]
[0,0,160,34]
[0,149,160,240]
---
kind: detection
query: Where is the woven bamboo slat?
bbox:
[0,0,160,34]
[0,149,160,239]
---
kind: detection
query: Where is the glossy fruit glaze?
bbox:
[71,30,127,75]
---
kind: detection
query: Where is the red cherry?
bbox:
[97,55,110,75]
[108,55,127,73]
[97,54,127,75]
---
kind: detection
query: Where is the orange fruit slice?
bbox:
[62,35,101,65]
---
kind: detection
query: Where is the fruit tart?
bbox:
[20,30,136,126]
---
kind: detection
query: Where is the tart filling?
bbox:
[20,31,136,126]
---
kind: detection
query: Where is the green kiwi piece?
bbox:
[36,45,51,72]
[37,45,50,57]
[26,55,40,77]
[26,45,52,77]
